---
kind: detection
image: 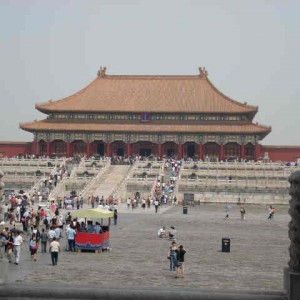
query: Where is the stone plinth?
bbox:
[284,267,300,300]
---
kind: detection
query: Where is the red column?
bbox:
[198,143,203,160]
[46,141,51,157]
[240,144,245,160]
[255,143,261,161]
[220,143,224,161]
[106,142,111,157]
[178,143,183,159]
[31,140,38,156]
[86,142,92,158]
[66,141,71,157]
[127,143,131,157]
[157,143,162,159]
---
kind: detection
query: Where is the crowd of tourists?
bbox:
[0,193,64,265]
[124,158,181,212]
[0,183,124,267]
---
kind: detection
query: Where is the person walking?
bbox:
[0,233,6,260]
[66,225,76,252]
[126,197,131,209]
[49,237,60,266]
[113,209,118,225]
[240,206,246,220]
[168,241,178,271]
[6,231,14,263]
[154,199,159,213]
[175,245,186,278]
[40,228,48,253]
[29,233,38,261]
[268,205,274,220]
[13,230,23,265]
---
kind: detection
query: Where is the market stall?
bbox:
[71,208,113,252]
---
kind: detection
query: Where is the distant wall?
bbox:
[261,145,300,162]
[0,142,32,158]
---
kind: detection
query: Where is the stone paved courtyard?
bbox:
[5,203,289,292]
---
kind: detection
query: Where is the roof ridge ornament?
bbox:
[199,67,208,78]
[97,66,107,77]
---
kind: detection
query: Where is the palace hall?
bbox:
[20,67,271,161]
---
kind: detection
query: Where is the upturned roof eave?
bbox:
[205,77,258,113]
[33,106,258,115]
[19,119,272,136]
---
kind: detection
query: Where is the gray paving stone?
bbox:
[4,203,289,293]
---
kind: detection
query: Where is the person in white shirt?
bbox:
[127,198,131,209]
[16,206,21,222]
[49,237,60,266]
[48,227,56,241]
[157,226,167,238]
[13,231,23,265]
[154,200,159,213]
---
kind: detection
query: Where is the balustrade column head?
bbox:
[288,170,300,272]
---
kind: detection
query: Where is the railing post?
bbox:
[284,170,300,300]
[46,140,51,157]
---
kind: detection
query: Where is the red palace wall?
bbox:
[260,146,300,162]
[1,141,300,162]
[0,142,32,158]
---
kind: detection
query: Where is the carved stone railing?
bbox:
[284,170,300,300]
[288,171,300,272]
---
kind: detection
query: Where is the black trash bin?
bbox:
[222,238,230,252]
[183,206,188,214]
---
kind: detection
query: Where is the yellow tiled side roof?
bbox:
[20,120,270,135]
[35,75,257,114]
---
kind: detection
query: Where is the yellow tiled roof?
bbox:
[35,74,257,114]
[20,120,270,136]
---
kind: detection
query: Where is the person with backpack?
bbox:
[175,245,186,278]
[43,217,50,230]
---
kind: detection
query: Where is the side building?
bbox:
[19,67,271,160]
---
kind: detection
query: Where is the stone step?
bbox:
[91,165,131,198]
[0,285,287,300]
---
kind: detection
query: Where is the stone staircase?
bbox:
[87,165,132,199]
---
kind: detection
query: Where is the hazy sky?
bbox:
[0,0,299,145]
